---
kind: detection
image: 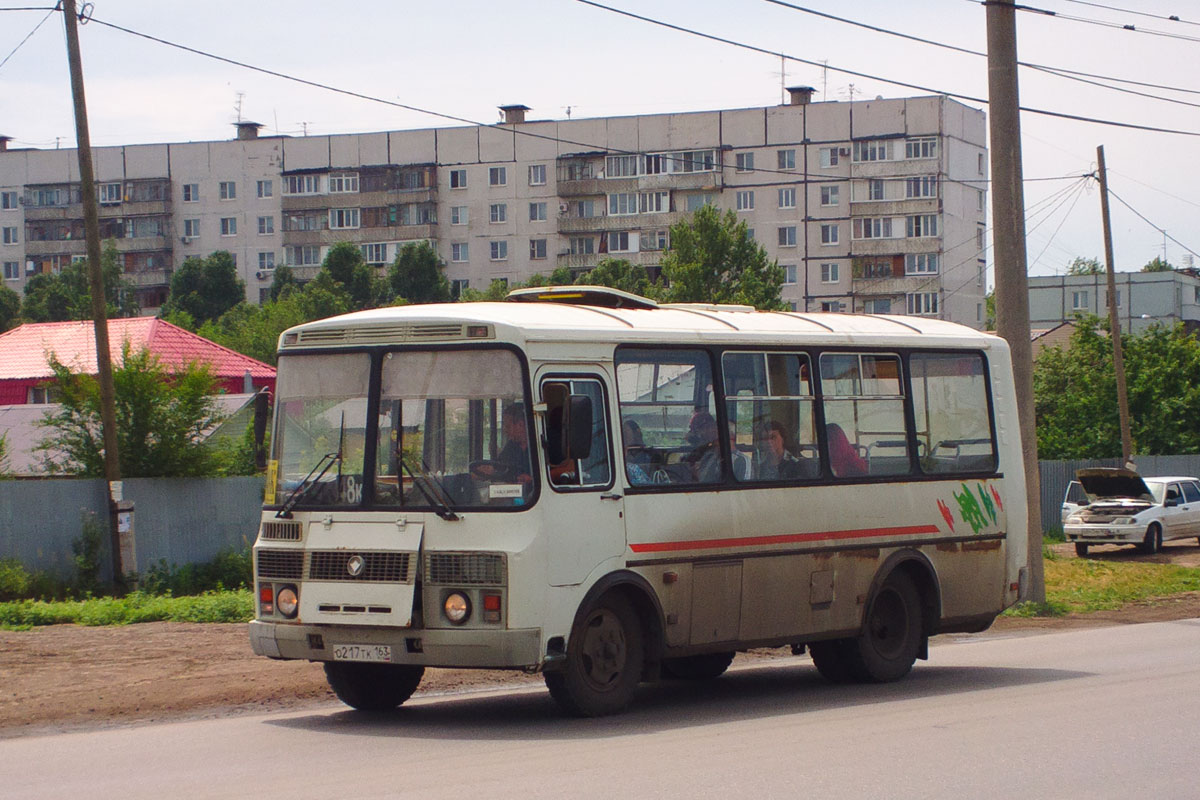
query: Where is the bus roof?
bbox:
[279,288,1002,351]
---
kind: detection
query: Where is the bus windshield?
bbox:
[271,348,533,511]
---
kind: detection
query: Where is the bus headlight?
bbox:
[444,592,471,624]
[277,585,299,619]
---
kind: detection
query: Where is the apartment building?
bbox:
[0,91,988,325]
[1028,270,1200,334]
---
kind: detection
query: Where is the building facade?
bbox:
[0,91,989,325]
[1028,271,1200,334]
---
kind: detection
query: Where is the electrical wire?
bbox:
[0,5,55,72]
[1004,1,1200,44]
[1059,0,1198,27]
[1103,186,1200,259]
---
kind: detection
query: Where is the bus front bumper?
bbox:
[249,620,544,669]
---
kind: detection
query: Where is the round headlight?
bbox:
[444,592,471,624]
[276,585,299,618]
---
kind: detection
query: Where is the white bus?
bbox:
[250,287,1028,716]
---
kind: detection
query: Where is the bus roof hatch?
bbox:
[505,285,660,310]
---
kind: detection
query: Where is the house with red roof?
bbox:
[0,318,275,404]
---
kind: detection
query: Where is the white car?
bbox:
[1063,468,1200,556]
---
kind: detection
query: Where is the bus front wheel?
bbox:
[323,662,425,711]
[545,594,644,717]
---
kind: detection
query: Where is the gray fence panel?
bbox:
[0,478,109,579]
[124,477,264,574]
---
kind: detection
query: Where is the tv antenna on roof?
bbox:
[234,91,245,123]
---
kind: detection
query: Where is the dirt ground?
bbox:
[3,540,1198,739]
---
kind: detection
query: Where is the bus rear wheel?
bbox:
[662,651,735,681]
[809,639,856,683]
[844,571,923,683]
[323,662,425,711]
[545,594,644,717]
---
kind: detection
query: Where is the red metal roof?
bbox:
[0,318,275,381]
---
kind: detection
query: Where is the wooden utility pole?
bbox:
[1096,145,1134,467]
[986,0,1044,601]
[61,0,125,588]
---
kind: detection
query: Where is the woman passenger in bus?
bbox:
[756,420,802,480]
[682,410,721,483]
[827,422,868,477]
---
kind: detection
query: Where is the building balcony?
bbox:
[285,265,322,280]
[848,197,940,216]
[114,236,169,251]
[124,269,172,287]
[556,252,600,269]
[557,211,683,234]
[24,239,85,257]
[281,224,436,246]
[22,205,79,222]
[849,237,939,257]
[98,199,173,217]
[281,187,437,211]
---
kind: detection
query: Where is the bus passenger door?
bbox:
[537,370,626,587]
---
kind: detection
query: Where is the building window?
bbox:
[867,179,885,201]
[736,190,754,211]
[821,262,840,283]
[529,202,547,222]
[907,292,939,315]
[906,137,938,159]
[852,217,893,239]
[608,231,632,252]
[670,150,715,173]
[449,206,468,226]
[257,216,274,235]
[362,243,388,264]
[905,176,938,199]
[329,208,360,229]
[218,181,236,200]
[257,180,273,198]
[489,203,507,224]
[182,183,199,202]
[1072,290,1089,310]
[258,251,275,270]
[329,173,359,193]
[736,152,755,172]
[777,149,796,170]
[451,242,469,262]
[978,153,985,175]
[820,185,839,206]
[820,301,843,313]
[530,238,547,260]
[490,240,508,261]
[219,217,237,236]
[449,169,467,189]
[977,189,985,211]
[529,164,547,186]
[0,191,17,210]
[853,140,895,162]
[606,155,640,178]
[283,174,321,195]
[570,236,594,255]
[905,253,939,274]
[778,187,796,209]
[864,298,891,314]
[685,194,715,212]
[608,193,638,216]
[783,264,797,285]
[640,191,668,213]
[819,148,839,168]
[3,261,18,280]
[778,226,797,247]
[98,182,122,205]
[977,227,986,250]
[287,245,322,266]
[906,214,938,238]
[488,166,507,186]
[820,224,839,245]
[183,218,200,238]
[451,279,469,298]
[640,229,669,251]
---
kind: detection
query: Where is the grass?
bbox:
[0,589,253,631]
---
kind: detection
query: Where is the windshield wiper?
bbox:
[398,454,460,521]
[276,412,346,519]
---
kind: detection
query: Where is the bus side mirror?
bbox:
[565,395,593,460]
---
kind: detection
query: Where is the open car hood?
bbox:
[1075,467,1154,503]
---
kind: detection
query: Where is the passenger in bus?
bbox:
[490,403,533,482]
[622,419,653,485]
[827,423,868,477]
[756,420,802,480]
[683,410,721,482]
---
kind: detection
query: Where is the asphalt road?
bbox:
[4,620,1199,799]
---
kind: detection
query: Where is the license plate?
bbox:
[331,644,392,663]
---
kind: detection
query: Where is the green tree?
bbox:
[320,241,379,309]
[984,289,996,330]
[36,345,225,477]
[199,281,352,365]
[659,205,785,310]
[268,264,300,301]
[0,284,20,332]
[21,241,138,322]
[577,258,652,296]
[162,251,245,325]
[459,279,515,302]
[1066,256,1103,276]
[0,432,10,478]
[388,241,451,304]
[1141,256,1174,273]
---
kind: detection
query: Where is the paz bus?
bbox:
[249,286,1027,717]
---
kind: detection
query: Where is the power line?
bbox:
[0,5,55,72]
[576,0,1200,137]
[1004,1,1200,44]
[1103,185,1200,259]
[1059,0,1198,27]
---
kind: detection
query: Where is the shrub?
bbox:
[0,558,31,601]
[139,547,252,596]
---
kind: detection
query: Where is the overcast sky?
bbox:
[2,0,1197,281]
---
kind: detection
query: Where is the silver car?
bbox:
[1063,468,1200,556]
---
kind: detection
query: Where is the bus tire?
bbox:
[844,571,923,683]
[662,651,735,681]
[545,593,644,717]
[809,639,856,684]
[323,662,425,711]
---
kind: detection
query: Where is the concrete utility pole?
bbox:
[986,0,1044,601]
[1096,145,1134,467]
[61,0,126,588]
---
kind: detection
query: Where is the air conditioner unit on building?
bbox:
[256,269,275,281]
[180,236,193,244]
[558,203,569,214]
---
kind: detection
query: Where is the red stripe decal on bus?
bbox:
[628,524,941,553]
